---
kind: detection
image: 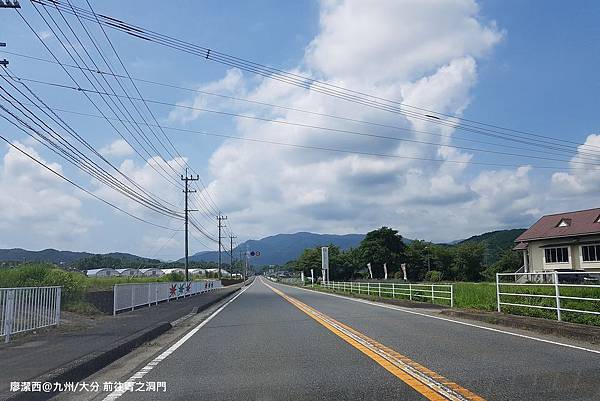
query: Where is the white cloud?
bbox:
[551,134,600,195]
[38,31,53,41]
[100,138,135,158]
[92,155,186,218]
[167,69,246,125]
[167,0,526,242]
[305,0,502,83]
[162,0,598,243]
[0,142,95,248]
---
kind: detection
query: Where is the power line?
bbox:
[5,48,598,161]
[0,72,186,219]
[3,95,595,171]
[33,3,184,190]
[3,77,599,170]
[0,134,183,231]
[13,7,225,238]
[28,2,224,219]
[35,0,600,156]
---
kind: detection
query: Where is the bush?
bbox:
[0,264,87,303]
[424,270,443,282]
[161,272,185,282]
[41,268,86,303]
[393,271,406,280]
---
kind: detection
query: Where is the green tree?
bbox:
[482,249,522,281]
[431,245,454,280]
[451,242,485,281]
[295,247,321,277]
[356,227,406,279]
[404,240,430,281]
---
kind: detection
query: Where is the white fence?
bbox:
[1,286,61,343]
[496,271,600,321]
[320,281,453,307]
[113,280,222,315]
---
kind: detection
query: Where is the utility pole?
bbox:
[217,214,227,280]
[245,244,249,283]
[0,1,20,68]
[181,168,199,281]
[229,234,237,277]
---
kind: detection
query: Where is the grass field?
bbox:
[0,264,216,313]
[282,279,600,326]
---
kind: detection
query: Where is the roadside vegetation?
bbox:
[291,280,600,326]
[285,227,524,283]
[0,263,217,315]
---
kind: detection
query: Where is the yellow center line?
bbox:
[264,280,486,401]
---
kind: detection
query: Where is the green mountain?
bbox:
[0,248,151,267]
[457,228,526,265]
[189,232,366,266]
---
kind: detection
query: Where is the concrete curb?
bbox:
[3,322,172,401]
[2,286,244,401]
[440,309,600,344]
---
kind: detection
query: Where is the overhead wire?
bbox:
[4,73,599,168]
[0,133,183,231]
[34,0,600,156]
[3,49,594,160]
[2,95,595,171]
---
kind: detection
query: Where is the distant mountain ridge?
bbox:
[188,232,366,266]
[457,229,526,247]
[0,229,527,268]
[0,248,147,265]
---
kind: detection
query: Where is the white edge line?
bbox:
[267,278,600,355]
[102,280,255,401]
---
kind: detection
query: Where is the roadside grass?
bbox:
[0,264,219,311]
[63,300,103,316]
[453,282,497,311]
[282,279,600,326]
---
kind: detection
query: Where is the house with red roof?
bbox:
[514,208,600,273]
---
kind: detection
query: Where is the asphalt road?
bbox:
[108,278,600,401]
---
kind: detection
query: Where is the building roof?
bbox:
[115,268,137,273]
[86,268,118,276]
[512,242,528,250]
[515,208,600,242]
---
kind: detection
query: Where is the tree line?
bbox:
[286,227,522,282]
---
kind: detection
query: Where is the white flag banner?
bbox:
[310,269,314,284]
[383,263,388,280]
[301,271,305,284]
[367,263,373,279]
[321,247,329,284]
[401,263,407,281]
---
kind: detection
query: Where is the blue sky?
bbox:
[0,0,598,260]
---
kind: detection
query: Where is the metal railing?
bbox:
[113,280,222,315]
[319,281,453,307]
[1,286,61,343]
[496,271,600,321]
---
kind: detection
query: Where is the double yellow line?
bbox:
[264,281,485,401]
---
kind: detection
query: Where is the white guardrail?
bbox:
[113,280,222,315]
[318,280,453,307]
[1,286,61,343]
[496,271,600,321]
